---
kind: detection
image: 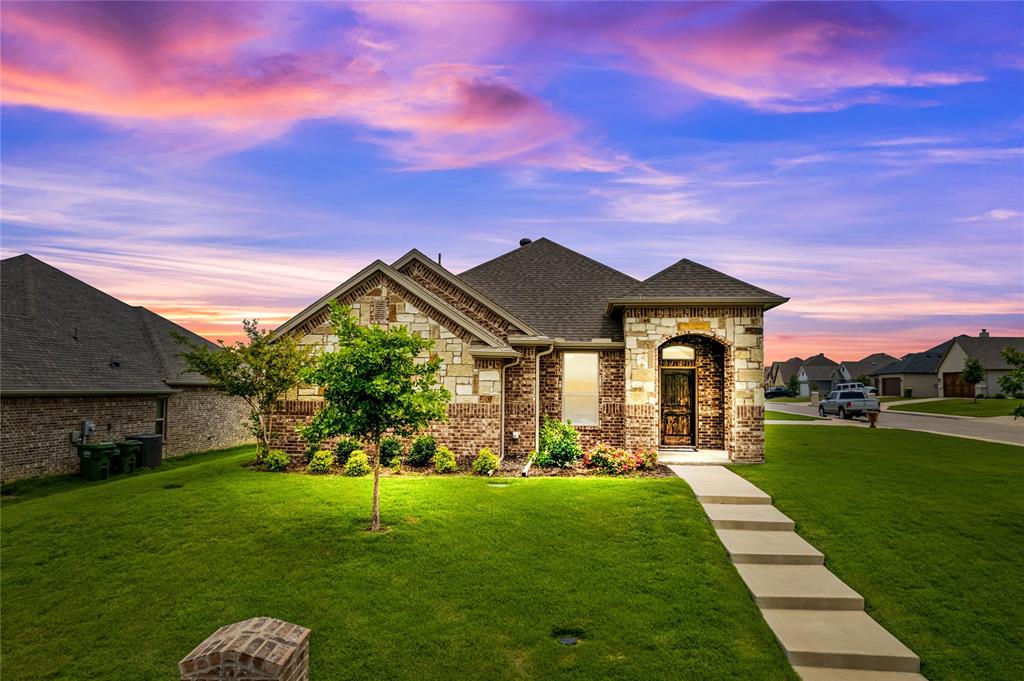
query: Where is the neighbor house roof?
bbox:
[1,254,214,395]
[799,354,839,381]
[841,353,900,379]
[870,341,953,376]
[608,258,788,310]
[771,356,805,384]
[949,335,1024,371]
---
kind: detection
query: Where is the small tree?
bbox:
[961,357,986,403]
[174,320,312,459]
[786,373,800,395]
[998,346,1024,418]
[299,301,449,531]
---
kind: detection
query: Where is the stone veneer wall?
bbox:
[622,306,765,463]
[538,350,625,450]
[0,389,251,482]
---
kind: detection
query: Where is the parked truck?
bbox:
[819,390,881,419]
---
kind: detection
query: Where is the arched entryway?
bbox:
[658,335,727,449]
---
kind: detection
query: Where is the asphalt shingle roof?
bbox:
[953,335,1024,370]
[1,254,214,394]
[458,238,640,341]
[841,353,899,379]
[621,258,787,301]
[770,356,805,383]
[870,341,952,375]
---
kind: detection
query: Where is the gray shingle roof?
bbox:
[842,353,899,378]
[620,258,787,302]
[952,335,1024,370]
[458,238,640,341]
[870,341,952,375]
[1,254,214,394]
[770,356,805,383]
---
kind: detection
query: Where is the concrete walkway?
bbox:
[670,465,927,680]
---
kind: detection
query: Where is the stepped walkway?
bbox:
[671,465,926,680]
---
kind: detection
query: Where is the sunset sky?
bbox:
[2,1,1022,362]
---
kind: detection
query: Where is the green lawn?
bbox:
[764,396,808,403]
[877,395,927,403]
[1,446,796,681]
[888,398,1024,417]
[734,427,1024,681]
[764,410,820,421]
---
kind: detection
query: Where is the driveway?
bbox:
[765,402,1024,447]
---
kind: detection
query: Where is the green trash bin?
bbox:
[75,442,117,481]
[115,440,142,474]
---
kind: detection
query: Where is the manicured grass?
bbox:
[877,395,927,403]
[764,410,820,421]
[764,396,808,403]
[733,426,1024,681]
[888,398,1024,417]
[1,447,796,681]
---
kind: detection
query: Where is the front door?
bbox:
[661,369,696,447]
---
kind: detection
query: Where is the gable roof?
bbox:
[799,354,839,381]
[458,238,640,341]
[608,258,787,310]
[841,353,900,378]
[870,341,953,375]
[1,254,213,395]
[272,259,512,352]
[949,335,1024,370]
[770,356,805,383]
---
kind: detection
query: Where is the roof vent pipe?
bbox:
[437,253,442,266]
[519,238,532,247]
[980,328,989,338]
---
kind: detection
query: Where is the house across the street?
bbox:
[870,341,953,397]
[271,238,788,463]
[935,330,1024,398]
[0,255,251,482]
[797,353,839,396]
[834,353,899,387]
[765,356,804,389]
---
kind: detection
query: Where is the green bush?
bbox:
[531,449,551,467]
[433,446,457,473]
[263,449,290,472]
[379,435,403,466]
[636,448,659,471]
[538,416,582,467]
[409,435,437,467]
[334,437,361,465]
[471,447,499,475]
[993,393,1006,399]
[344,450,371,477]
[583,442,658,475]
[306,449,334,474]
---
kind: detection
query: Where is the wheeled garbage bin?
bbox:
[114,440,142,474]
[75,442,117,481]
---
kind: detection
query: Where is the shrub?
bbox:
[378,435,403,466]
[344,450,371,477]
[993,393,1006,399]
[306,449,334,474]
[434,446,457,473]
[472,447,499,475]
[531,449,551,467]
[409,435,437,467]
[636,449,659,471]
[538,416,582,467]
[334,437,361,465]
[583,442,656,475]
[263,449,290,472]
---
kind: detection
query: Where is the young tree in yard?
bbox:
[998,347,1024,418]
[299,301,450,531]
[961,357,986,403]
[174,320,313,460]
[786,373,800,395]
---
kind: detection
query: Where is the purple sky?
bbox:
[1,1,1022,362]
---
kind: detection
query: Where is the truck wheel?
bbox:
[838,407,847,419]
[819,406,826,417]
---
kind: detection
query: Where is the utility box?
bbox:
[179,617,310,681]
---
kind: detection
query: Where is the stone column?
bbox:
[179,617,310,681]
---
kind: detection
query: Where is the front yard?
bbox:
[764,410,820,421]
[1,446,795,681]
[888,397,1024,417]
[734,427,1024,681]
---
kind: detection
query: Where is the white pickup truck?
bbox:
[819,390,881,419]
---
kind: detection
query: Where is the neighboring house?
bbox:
[797,354,839,396]
[833,353,900,387]
[869,341,952,397]
[271,238,787,463]
[0,255,251,482]
[935,330,1024,397]
[766,356,804,389]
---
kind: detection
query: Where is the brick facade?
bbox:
[0,387,251,482]
[179,617,310,681]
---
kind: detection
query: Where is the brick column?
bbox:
[179,617,310,681]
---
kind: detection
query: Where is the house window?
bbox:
[155,397,167,437]
[662,345,695,361]
[563,352,598,426]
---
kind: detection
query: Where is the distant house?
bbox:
[797,353,839,396]
[766,356,804,389]
[869,341,953,397]
[935,330,1024,398]
[833,353,900,387]
[0,255,252,482]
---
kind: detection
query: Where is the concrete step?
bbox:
[669,465,772,505]
[794,667,927,681]
[703,503,795,531]
[716,529,825,565]
[762,609,920,673]
[734,564,864,610]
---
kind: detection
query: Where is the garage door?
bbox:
[881,377,901,396]
[943,372,974,398]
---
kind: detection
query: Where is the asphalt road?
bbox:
[765,402,1024,447]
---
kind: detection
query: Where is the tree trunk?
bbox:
[370,432,382,531]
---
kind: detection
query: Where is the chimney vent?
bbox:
[980,328,989,338]
[519,238,533,247]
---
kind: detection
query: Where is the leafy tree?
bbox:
[786,373,800,395]
[961,357,986,403]
[299,301,450,531]
[174,320,313,459]
[998,346,1024,418]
